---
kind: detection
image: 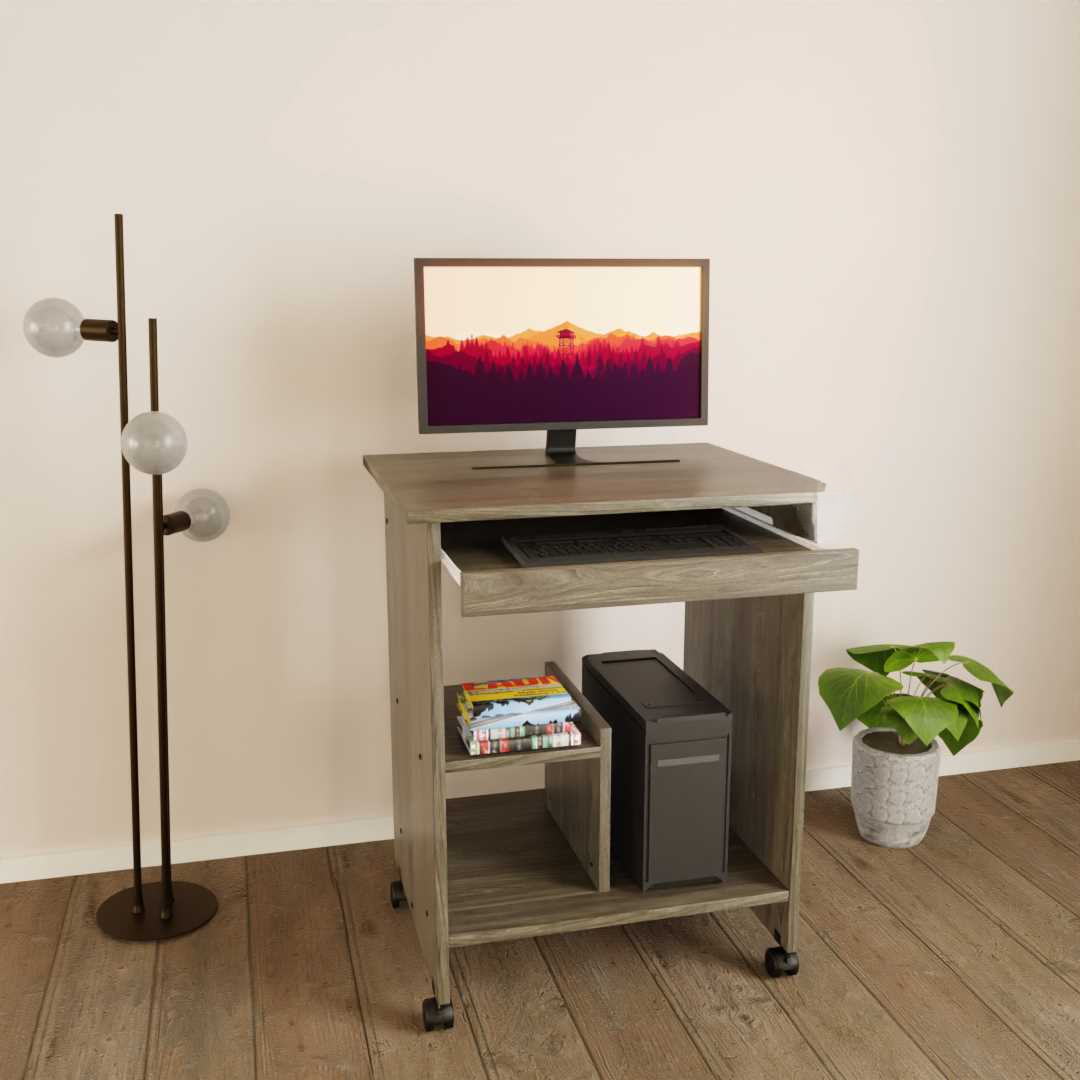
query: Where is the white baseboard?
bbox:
[0,815,395,886]
[6,737,1079,885]
[806,736,1080,792]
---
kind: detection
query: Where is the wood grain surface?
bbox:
[721,907,947,1080]
[452,939,599,1080]
[684,592,813,951]
[0,876,73,1079]
[331,841,486,1079]
[445,790,787,947]
[5,767,1079,1080]
[448,542,856,616]
[798,832,1056,1079]
[364,443,825,523]
[542,660,611,892]
[540,927,713,1079]
[807,789,1080,1078]
[25,871,157,1080]
[248,849,371,1078]
[383,498,451,1005]
[626,914,831,1079]
[146,860,254,1080]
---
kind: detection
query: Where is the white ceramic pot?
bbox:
[850,729,940,848]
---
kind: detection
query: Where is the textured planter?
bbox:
[850,729,940,848]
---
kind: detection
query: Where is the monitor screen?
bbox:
[416,259,708,431]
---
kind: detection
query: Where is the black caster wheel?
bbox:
[390,879,407,910]
[422,997,454,1031]
[765,946,800,977]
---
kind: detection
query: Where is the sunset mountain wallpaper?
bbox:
[420,264,705,427]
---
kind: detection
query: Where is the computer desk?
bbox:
[363,443,859,1030]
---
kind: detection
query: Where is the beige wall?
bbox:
[2,0,1079,877]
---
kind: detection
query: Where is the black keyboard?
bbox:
[502,524,756,567]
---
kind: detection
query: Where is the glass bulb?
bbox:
[24,297,84,357]
[120,412,188,474]
[176,488,230,542]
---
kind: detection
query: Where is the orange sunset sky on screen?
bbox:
[422,265,702,341]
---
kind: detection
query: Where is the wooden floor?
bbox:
[5,764,1080,1080]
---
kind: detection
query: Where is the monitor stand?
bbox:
[471,430,681,470]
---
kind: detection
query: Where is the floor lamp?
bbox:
[24,216,230,941]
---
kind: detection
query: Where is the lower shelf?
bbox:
[446,789,788,947]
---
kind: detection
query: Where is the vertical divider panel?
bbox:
[384,497,451,1003]
[683,503,817,952]
[544,661,612,892]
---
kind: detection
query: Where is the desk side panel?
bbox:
[384,498,450,1002]
[684,591,813,953]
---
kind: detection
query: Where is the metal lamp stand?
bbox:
[96,313,218,941]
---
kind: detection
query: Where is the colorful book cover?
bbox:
[458,675,580,730]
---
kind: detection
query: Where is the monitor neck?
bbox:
[545,429,578,463]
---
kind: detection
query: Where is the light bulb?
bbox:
[177,489,230,542]
[24,297,84,357]
[120,412,188,474]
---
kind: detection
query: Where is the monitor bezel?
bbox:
[415,258,709,433]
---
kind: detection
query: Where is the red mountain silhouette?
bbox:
[425,323,700,377]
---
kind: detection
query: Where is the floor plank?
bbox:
[25,871,158,1080]
[936,775,1080,915]
[248,848,371,1078]
[899,791,1080,991]
[626,914,830,1079]
[0,876,73,1080]
[968,767,1080,856]
[331,841,488,1080]
[721,908,945,1080]
[1030,761,1080,801]
[538,926,712,1080]
[807,790,1080,1078]
[145,859,255,1080]
[798,831,1056,1080]
[453,939,598,1080]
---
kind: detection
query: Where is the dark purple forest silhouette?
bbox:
[425,335,702,426]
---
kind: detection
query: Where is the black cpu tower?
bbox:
[583,650,733,890]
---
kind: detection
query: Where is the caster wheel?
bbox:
[422,996,454,1031]
[765,946,799,977]
[390,879,406,910]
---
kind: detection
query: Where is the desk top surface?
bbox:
[364,443,825,523]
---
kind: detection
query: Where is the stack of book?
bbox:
[457,675,583,757]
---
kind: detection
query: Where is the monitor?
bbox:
[415,259,708,460]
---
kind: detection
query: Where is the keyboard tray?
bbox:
[440,509,858,617]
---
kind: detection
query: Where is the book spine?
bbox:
[457,719,583,756]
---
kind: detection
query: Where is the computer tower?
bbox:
[582,650,732,890]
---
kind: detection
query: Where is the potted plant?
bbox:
[819,642,1012,847]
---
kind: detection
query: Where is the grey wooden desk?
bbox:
[363,443,858,1031]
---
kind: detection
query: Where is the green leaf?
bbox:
[847,641,955,674]
[858,699,910,738]
[883,649,920,673]
[847,645,911,675]
[886,695,962,746]
[819,668,902,730]
[940,713,983,755]
[914,641,956,662]
[913,672,984,721]
[950,655,1012,705]
[859,699,924,745]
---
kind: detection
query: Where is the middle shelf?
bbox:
[443,661,605,772]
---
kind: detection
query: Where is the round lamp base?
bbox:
[96,881,218,942]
